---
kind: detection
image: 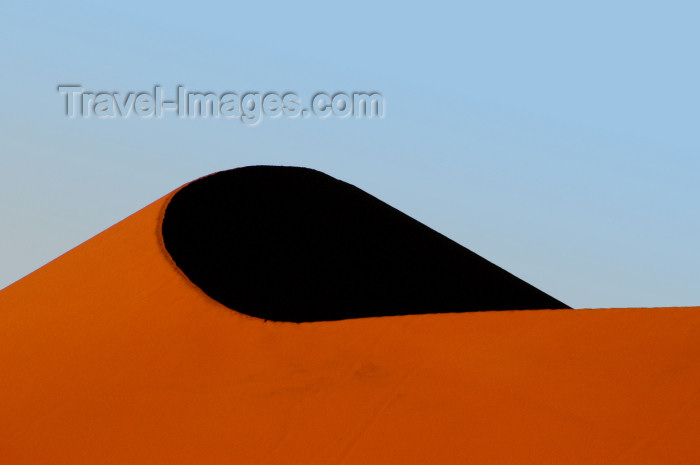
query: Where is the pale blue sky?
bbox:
[1,1,698,308]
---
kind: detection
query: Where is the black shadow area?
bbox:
[161,166,569,322]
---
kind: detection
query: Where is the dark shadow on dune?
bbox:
[161,166,569,322]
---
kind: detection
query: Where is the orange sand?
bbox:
[1,191,698,464]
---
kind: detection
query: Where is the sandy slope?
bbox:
[0,190,698,464]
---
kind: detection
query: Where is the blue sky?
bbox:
[1,1,698,308]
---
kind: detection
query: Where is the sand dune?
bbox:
[1,169,698,464]
[162,166,568,321]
